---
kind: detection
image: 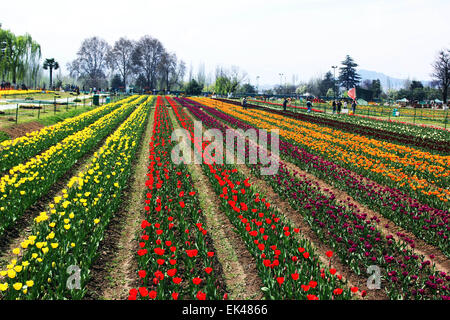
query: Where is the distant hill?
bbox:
[357,69,432,91]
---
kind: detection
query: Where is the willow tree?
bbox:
[0,29,41,86]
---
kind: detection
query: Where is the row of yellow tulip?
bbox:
[0,96,154,299]
[0,96,147,234]
[0,90,41,97]
[0,96,138,173]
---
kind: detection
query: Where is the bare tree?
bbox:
[157,51,175,91]
[132,35,165,90]
[68,36,111,88]
[168,58,186,91]
[107,37,135,89]
[196,62,206,88]
[431,48,450,104]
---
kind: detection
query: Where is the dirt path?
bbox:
[85,106,156,300]
[171,107,264,300]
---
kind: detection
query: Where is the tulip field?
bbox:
[0,95,448,301]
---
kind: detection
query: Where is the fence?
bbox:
[0,93,123,124]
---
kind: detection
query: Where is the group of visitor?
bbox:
[242,96,357,116]
[332,99,357,114]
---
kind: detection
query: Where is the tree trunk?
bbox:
[443,86,448,104]
[49,68,53,89]
[166,71,169,92]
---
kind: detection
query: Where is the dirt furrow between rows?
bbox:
[85,106,156,300]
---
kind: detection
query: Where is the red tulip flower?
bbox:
[138,287,148,297]
[196,291,206,300]
[186,249,198,257]
[137,249,148,256]
[167,268,177,277]
[138,270,146,278]
[276,277,284,286]
[156,259,165,265]
[173,277,182,284]
[333,288,343,295]
[205,267,213,274]
[149,290,157,299]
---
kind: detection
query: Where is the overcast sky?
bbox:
[1,0,449,86]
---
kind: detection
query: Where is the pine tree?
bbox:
[338,55,361,90]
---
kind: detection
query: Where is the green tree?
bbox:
[111,73,124,91]
[238,83,256,94]
[43,58,59,89]
[0,29,41,86]
[214,76,231,95]
[184,78,203,95]
[410,80,423,90]
[319,71,334,96]
[338,55,361,90]
[371,79,382,99]
[412,87,426,101]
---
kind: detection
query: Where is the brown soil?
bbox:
[1,121,44,139]
[84,107,155,300]
[170,108,264,300]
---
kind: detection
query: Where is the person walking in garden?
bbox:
[337,100,342,114]
[283,98,287,111]
[352,99,357,114]
[242,97,247,110]
[306,99,312,113]
[332,100,336,114]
